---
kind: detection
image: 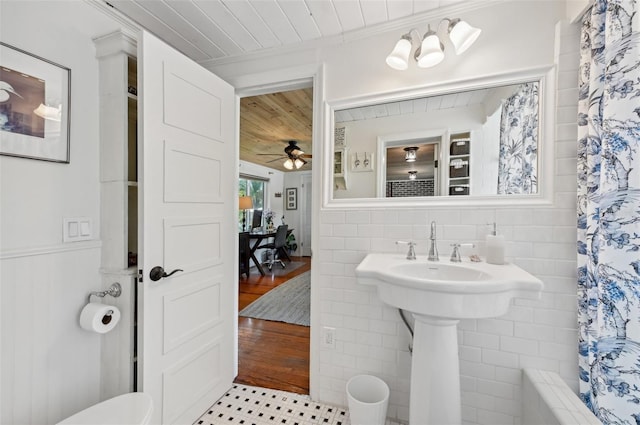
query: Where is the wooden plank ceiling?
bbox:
[106,0,465,63]
[240,87,313,172]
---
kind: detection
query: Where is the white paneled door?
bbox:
[138,31,235,424]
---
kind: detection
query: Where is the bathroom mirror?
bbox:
[324,67,555,208]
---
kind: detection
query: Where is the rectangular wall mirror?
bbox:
[326,68,555,207]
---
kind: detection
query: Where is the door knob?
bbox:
[149,266,183,282]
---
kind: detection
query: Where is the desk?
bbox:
[248,229,293,276]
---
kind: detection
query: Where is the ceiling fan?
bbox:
[259,140,312,169]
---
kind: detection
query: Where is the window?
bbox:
[239,175,266,231]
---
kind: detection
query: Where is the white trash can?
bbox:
[346,375,389,425]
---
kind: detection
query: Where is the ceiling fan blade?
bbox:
[256,153,285,156]
[265,157,285,163]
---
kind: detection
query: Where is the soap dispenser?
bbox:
[486,222,505,265]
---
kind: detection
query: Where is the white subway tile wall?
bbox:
[315,21,580,424]
[522,369,599,425]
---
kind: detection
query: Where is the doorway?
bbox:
[235,84,314,395]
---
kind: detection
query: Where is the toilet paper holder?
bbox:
[88,282,122,303]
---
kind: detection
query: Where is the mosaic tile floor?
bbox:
[194,383,402,425]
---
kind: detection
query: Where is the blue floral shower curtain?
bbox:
[496,82,539,194]
[577,0,640,423]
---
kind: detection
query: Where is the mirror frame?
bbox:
[322,66,556,209]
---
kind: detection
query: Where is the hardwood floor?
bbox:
[236,256,311,395]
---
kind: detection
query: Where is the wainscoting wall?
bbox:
[1,244,102,424]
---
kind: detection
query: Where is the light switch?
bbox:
[63,217,92,242]
[80,220,91,237]
[68,221,79,238]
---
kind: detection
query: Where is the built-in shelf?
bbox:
[334,148,347,190]
[95,31,139,397]
[447,132,471,196]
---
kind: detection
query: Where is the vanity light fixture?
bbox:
[386,18,481,71]
[404,146,419,162]
[408,171,418,180]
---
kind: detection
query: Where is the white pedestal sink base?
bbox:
[410,314,461,425]
[356,254,544,425]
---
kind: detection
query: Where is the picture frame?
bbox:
[285,187,297,210]
[0,42,71,163]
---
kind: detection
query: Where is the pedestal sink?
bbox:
[355,254,543,425]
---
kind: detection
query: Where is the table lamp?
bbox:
[239,196,253,231]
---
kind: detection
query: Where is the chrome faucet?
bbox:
[396,241,417,260]
[450,243,475,262]
[428,221,439,261]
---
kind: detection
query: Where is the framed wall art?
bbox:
[0,42,71,163]
[285,187,297,210]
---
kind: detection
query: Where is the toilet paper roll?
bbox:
[80,302,121,334]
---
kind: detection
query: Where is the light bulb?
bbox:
[283,158,294,170]
[404,147,418,162]
[386,36,412,70]
[416,30,444,68]
[449,19,481,55]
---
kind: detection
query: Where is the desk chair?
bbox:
[260,225,288,271]
[239,232,251,278]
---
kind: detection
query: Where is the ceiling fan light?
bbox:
[448,19,481,55]
[386,35,412,70]
[408,171,417,180]
[283,158,294,170]
[416,30,444,68]
[294,158,305,169]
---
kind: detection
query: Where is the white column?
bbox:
[410,314,461,425]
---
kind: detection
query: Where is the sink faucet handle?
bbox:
[396,241,417,260]
[450,243,475,263]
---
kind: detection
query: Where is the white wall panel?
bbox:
[1,247,103,424]
[0,2,119,424]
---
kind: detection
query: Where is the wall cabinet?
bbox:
[334,148,347,190]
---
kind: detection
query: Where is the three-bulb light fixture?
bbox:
[386,18,481,71]
[283,157,306,170]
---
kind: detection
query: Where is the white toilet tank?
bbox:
[56,393,153,425]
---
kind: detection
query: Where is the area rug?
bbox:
[239,271,310,326]
[259,260,304,277]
